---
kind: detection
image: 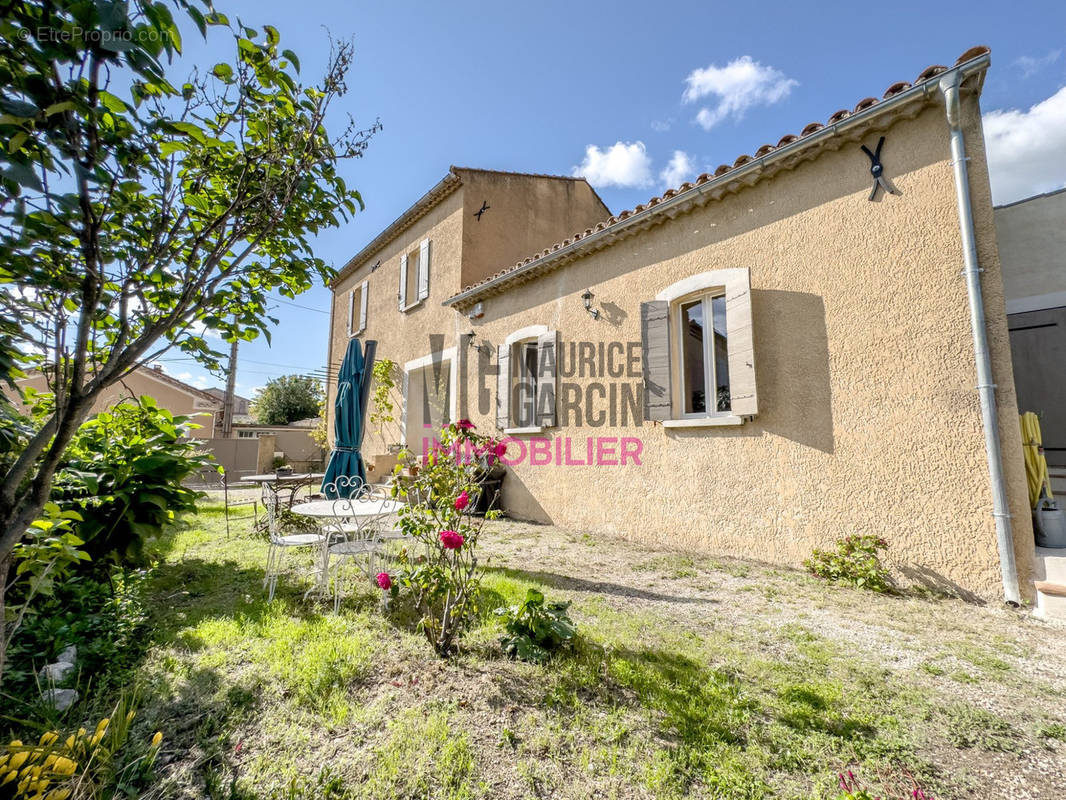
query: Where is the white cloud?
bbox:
[983,86,1066,205]
[572,141,654,188]
[683,55,797,130]
[1015,50,1061,78]
[659,150,696,188]
[651,118,673,132]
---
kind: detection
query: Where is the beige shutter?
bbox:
[417,238,430,301]
[496,343,511,430]
[398,253,408,310]
[359,280,368,332]
[536,330,557,427]
[346,290,354,336]
[724,268,757,416]
[640,301,672,421]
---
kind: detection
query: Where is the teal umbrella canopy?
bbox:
[322,339,375,498]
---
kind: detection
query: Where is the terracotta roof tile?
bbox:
[883,81,911,98]
[916,64,948,82]
[448,46,993,302]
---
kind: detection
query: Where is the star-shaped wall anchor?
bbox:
[861,136,901,201]
[474,200,490,221]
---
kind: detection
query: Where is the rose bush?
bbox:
[387,421,505,656]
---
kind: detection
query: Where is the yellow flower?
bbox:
[8,751,29,771]
[52,757,76,776]
[150,732,163,748]
[44,788,72,800]
[38,732,58,747]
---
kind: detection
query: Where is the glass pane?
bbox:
[712,295,730,411]
[680,300,706,414]
[514,342,538,427]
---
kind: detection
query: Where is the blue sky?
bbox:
[153,0,1066,398]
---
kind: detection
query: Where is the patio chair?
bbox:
[324,486,400,613]
[262,480,326,602]
[322,473,370,500]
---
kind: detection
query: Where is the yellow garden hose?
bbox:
[1021,412,1054,509]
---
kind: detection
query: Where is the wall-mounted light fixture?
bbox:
[582,289,600,320]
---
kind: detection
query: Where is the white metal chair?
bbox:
[325,485,401,612]
[262,481,327,602]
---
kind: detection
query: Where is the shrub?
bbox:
[495,588,577,663]
[50,397,215,567]
[3,570,150,702]
[804,535,893,593]
[386,421,506,657]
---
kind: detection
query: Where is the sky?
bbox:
[151,0,1066,399]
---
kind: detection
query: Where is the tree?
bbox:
[0,0,377,669]
[251,374,323,426]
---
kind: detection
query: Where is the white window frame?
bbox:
[502,325,549,434]
[656,274,744,428]
[402,347,459,428]
[399,238,430,313]
[347,279,368,337]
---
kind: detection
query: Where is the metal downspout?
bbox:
[939,69,1021,605]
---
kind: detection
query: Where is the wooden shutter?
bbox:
[346,290,354,336]
[398,253,408,310]
[417,238,430,301]
[536,330,557,427]
[724,268,758,416]
[400,369,409,444]
[640,301,672,421]
[496,343,511,430]
[359,280,368,332]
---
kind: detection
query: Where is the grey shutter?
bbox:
[496,343,511,430]
[398,253,408,310]
[536,330,557,427]
[346,290,354,335]
[359,280,368,332]
[417,238,430,301]
[725,268,758,416]
[400,369,409,444]
[640,301,672,421]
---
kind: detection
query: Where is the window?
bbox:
[678,294,730,415]
[641,268,757,426]
[398,238,431,311]
[237,430,259,439]
[496,326,557,431]
[347,279,368,336]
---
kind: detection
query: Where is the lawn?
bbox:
[118,503,1066,799]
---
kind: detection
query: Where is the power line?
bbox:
[270,297,331,315]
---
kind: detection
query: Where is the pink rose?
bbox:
[493,441,507,458]
[456,419,475,431]
[439,530,465,550]
[376,572,392,590]
[454,491,470,511]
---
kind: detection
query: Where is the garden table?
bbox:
[290,496,405,603]
[245,472,325,507]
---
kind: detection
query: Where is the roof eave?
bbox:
[444,52,990,310]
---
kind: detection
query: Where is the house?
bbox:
[328,47,1049,610]
[14,364,223,439]
[230,417,325,472]
[205,387,252,422]
[996,188,1066,476]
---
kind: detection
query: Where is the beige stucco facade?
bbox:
[327,59,1035,602]
[15,366,222,439]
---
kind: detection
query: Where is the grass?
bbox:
[32,502,1066,799]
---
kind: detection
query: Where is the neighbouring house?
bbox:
[14,364,223,439]
[205,387,252,422]
[996,188,1066,478]
[230,417,325,472]
[327,47,1055,611]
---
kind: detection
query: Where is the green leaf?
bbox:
[44,101,76,116]
[282,49,301,73]
[211,63,233,81]
[169,121,206,143]
[263,25,280,46]
[8,131,29,154]
[98,91,127,113]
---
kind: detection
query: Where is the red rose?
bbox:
[439,530,465,550]
[376,572,392,590]
[454,491,470,511]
